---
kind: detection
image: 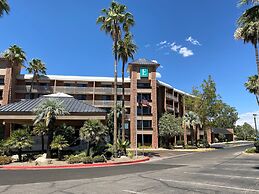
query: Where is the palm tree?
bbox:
[0,0,10,17]
[33,99,69,158]
[27,59,46,99]
[245,75,259,105]
[117,33,137,142]
[238,0,259,6]
[107,104,123,141]
[50,135,69,160]
[33,122,48,153]
[235,5,259,76]
[182,111,202,146]
[2,45,26,103]
[80,120,108,156]
[5,129,33,162]
[97,1,134,152]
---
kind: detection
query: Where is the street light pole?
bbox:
[253,114,258,139]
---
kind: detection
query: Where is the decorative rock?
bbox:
[11,155,19,162]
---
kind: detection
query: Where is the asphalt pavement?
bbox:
[0,143,258,194]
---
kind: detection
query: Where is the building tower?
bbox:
[127,59,160,149]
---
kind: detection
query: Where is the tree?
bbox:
[182,111,202,145]
[33,99,69,158]
[97,1,134,151]
[159,112,183,148]
[235,122,256,140]
[27,59,46,99]
[238,0,259,6]
[54,124,76,146]
[245,75,259,105]
[0,0,10,17]
[235,5,259,76]
[80,120,108,156]
[33,122,48,153]
[6,129,33,162]
[2,45,26,103]
[213,101,239,129]
[50,135,69,160]
[107,104,123,142]
[117,33,137,142]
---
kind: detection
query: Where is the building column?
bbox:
[130,69,137,148]
[206,128,212,144]
[4,123,11,139]
[151,69,158,149]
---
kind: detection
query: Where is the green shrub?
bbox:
[245,147,256,153]
[82,156,93,164]
[93,155,105,163]
[0,156,12,165]
[127,151,134,159]
[66,155,83,164]
[184,145,197,149]
[176,140,184,146]
[197,139,210,148]
[254,140,259,147]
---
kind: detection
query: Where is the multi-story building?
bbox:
[0,58,207,148]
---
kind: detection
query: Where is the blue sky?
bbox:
[0,0,258,120]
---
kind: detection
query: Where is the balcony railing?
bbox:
[93,100,130,107]
[94,87,130,95]
[15,85,53,94]
[166,93,178,101]
[55,86,94,94]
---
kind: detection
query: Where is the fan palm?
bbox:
[182,111,202,145]
[245,75,259,105]
[97,1,134,151]
[2,45,26,103]
[235,5,259,76]
[5,129,33,162]
[117,33,137,141]
[50,135,69,160]
[27,59,46,99]
[33,99,69,158]
[80,120,108,156]
[0,0,10,17]
[238,0,259,6]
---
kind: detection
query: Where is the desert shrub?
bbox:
[0,156,12,165]
[82,156,93,164]
[66,155,83,164]
[127,151,134,159]
[197,139,210,148]
[245,147,256,153]
[92,155,105,163]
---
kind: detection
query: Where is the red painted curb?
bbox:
[0,157,149,170]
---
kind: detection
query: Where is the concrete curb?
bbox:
[0,157,150,170]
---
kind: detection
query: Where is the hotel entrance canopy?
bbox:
[0,93,107,125]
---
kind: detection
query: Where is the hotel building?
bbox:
[0,58,208,148]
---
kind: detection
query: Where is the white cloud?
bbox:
[156,72,162,79]
[236,111,259,128]
[179,47,194,57]
[170,42,182,52]
[186,36,201,46]
[144,44,151,48]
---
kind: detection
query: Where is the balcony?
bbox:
[166,104,174,112]
[55,86,94,94]
[166,93,178,102]
[93,100,130,107]
[15,85,53,94]
[94,87,130,95]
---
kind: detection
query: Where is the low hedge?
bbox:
[245,147,256,153]
[82,156,93,164]
[0,156,12,165]
[93,155,105,163]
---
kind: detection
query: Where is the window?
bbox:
[75,94,86,100]
[137,120,152,128]
[64,83,73,87]
[39,83,49,87]
[137,106,151,115]
[0,90,2,100]
[77,83,87,87]
[0,78,4,85]
[137,83,151,89]
[137,93,151,102]
[102,95,111,100]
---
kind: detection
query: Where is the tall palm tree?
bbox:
[238,0,259,6]
[235,5,259,76]
[97,1,134,151]
[33,99,69,158]
[0,0,10,17]
[2,45,26,103]
[117,33,137,142]
[27,59,46,99]
[182,111,202,146]
[245,75,259,105]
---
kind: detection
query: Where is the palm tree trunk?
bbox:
[18,148,22,162]
[58,149,62,161]
[29,76,35,99]
[121,62,126,142]
[46,129,53,158]
[113,37,118,156]
[183,125,187,146]
[255,44,259,77]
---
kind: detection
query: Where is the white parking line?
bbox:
[123,190,143,194]
[184,172,259,180]
[159,178,259,193]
